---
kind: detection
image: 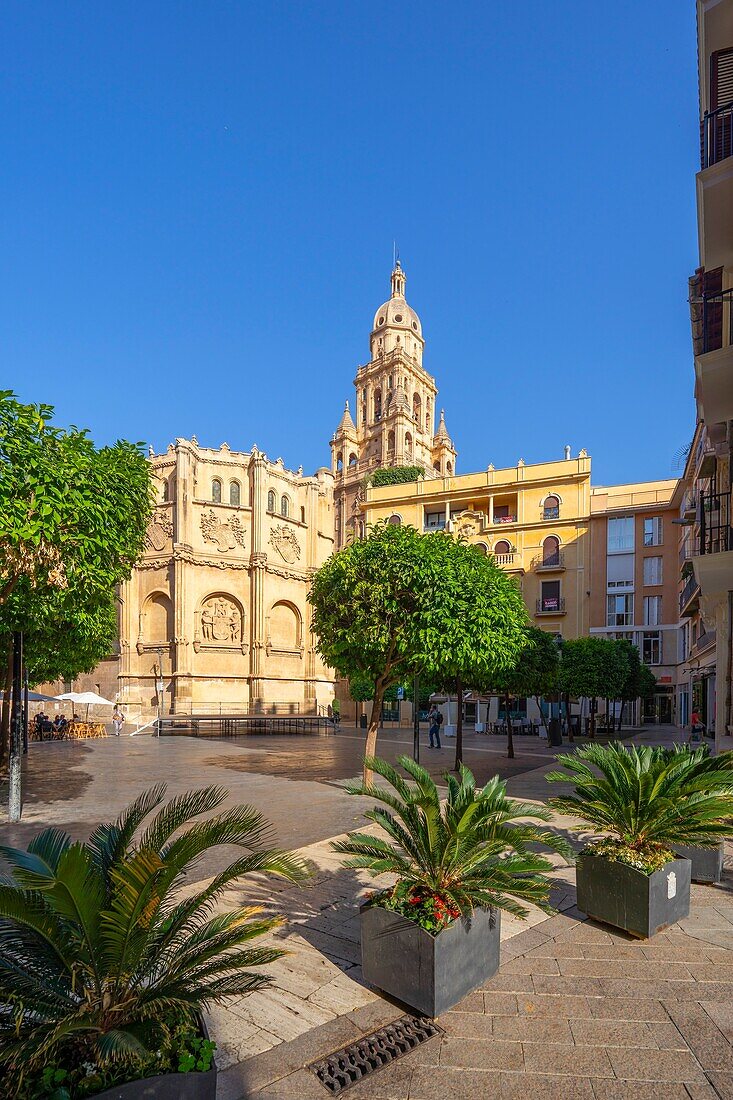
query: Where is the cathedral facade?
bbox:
[116,438,335,715]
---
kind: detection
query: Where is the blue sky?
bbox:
[3,1,699,485]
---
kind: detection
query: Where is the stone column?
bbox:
[172,443,193,713]
[303,482,320,711]
[249,450,268,705]
[488,495,494,525]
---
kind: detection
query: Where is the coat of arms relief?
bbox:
[200,509,246,553]
[193,596,247,653]
[269,524,301,564]
[145,510,173,552]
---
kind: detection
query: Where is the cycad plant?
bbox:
[334,755,572,931]
[0,784,307,1096]
[547,743,733,873]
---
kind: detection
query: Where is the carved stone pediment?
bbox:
[270,524,301,564]
[453,509,486,539]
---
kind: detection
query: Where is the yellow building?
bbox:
[364,453,593,641]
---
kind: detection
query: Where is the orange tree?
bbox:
[308,522,528,783]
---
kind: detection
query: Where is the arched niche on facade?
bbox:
[137,591,173,655]
[194,593,247,653]
[266,600,303,656]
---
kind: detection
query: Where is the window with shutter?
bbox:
[705,49,733,165]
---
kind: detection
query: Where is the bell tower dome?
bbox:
[330,260,457,547]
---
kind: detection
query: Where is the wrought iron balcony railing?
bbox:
[701,100,733,169]
[533,551,565,571]
[679,573,701,614]
[700,288,733,355]
[536,597,566,614]
[699,487,732,555]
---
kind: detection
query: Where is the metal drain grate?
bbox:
[309,1014,442,1095]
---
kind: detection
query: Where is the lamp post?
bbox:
[412,672,420,763]
[155,647,165,734]
[8,632,23,822]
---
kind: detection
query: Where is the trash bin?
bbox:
[359,714,367,729]
[548,717,562,746]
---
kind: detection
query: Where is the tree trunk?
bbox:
[566,693,574,742]
[617,700,625,732]
[535,695,549,737]
[454,675,463,772]
[589,698,596,739]
[505,693,515,759]
[0,641,13,766]
[364,682,387,786]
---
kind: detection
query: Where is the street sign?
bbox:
[396,686,405,701]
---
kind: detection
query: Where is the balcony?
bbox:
[542,506,560,521]
[692,629,717,657]
[533,551,565,572]
[682,490,698,520]
[679,573,701,616]
[694,287,733,425]
[701,101,733,170]
[494,552,515,567]
[492,513,517,525]
[536,597,566,616]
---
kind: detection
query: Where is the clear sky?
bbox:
[4,1,699,485]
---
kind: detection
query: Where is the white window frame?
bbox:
[643,516,663,547]
[643,595,663,626]
[643,556,663,586]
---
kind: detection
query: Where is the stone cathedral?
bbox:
[80,263,454,715]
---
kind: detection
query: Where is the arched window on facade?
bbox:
[374,389,382,421]
[280,495,289,518]
[405,432,413,457]
[412,392,421,424]
[336,452,343,473]
[474,542,488,555]
[388,514,402,525]
[494,540,511,557]
[161,477,169,503]
[446,461,452,475]
[267,489,276,512]
[388,430,396,453]
[300,506,305,523]
[434,461,441,473]
[211,479,222,504]
[542,535,560,566]
[543,495,560,520]
[348,452,358,468]
[229,481,241,507]
[426,413,430,432]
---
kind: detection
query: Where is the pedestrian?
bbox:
[112,705,124,737]
[688,709,704,744]
[428,704,442,750]
[332,698,341,730]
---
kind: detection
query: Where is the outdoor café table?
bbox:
[67,720,107,740]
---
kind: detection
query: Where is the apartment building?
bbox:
[589,481,681,726]
[681,1,733,750]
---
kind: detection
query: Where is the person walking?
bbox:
[112,706,124,737]
[428,704,442,750]
[688,709,704,744]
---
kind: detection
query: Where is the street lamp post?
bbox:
[155,647,165,735]
[413,672,420,763]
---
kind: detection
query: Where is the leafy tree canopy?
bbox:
[558,636,627,702]
[368,465,424,488]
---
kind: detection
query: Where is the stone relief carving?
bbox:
[201,509,246,553]
[269,524,301,564]
[194,596,247,653]
[453,510,486,539]
[145,510,173,552]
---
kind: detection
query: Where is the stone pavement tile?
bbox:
[246,1068,326,1099]
[515,992,594,1018]
[445,990,485,1013]
[524,938,587,958]
[664,1001,733,1073]
[216,1015,363,1099]
[581,942,646,959]
[702,1000,733,1042]
[479,972,535,994]
[492,1016,574,1044]
[437,1010,492,1039]
[531,974,606,997]
[501,955,561,975]
[406,1066,504,1100]
[559,957,693,981]
[682,963,733,983]
[570,1018,687,1050]
[342,1062,414,1099]
[604,1047,709,1084]
[707,1072,733,1099]
[684,1084,725,1100]
[587,996,680,1022]
[345,998,402,1033]
[497,1072,595,1099]
[482,991,520,1015]
[387,1035,442,1068]
[591,1083,694,1099]
[600,978,733,1002]
[437,1036,524,1070]
[231,987,336,1042]
[306,975,375,1014]
[521,1043,614,1078]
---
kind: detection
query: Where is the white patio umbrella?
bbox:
[55,691,116,722]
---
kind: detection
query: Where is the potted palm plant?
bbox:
[547,744,733,938]
[659,746,733,883]
[334,755,572,1017]
[0,784,307,1099]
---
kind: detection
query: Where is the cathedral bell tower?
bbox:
[330,261,457,547]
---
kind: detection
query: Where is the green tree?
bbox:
[485,626,560,758]
[558,636,627,738]
[0,392,152,757]
[308,522,528,783]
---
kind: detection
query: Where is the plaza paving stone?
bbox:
[2,724,732,1097]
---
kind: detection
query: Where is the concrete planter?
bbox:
[672,843,725,885]
[93,1019,216,1100]
[360,902,500,1017]
[576,851,691,938]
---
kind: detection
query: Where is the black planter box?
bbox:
[672,842,725,885]
[93,1019,216,1099]
[576,852,691,938]
[360,902,500,1017]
